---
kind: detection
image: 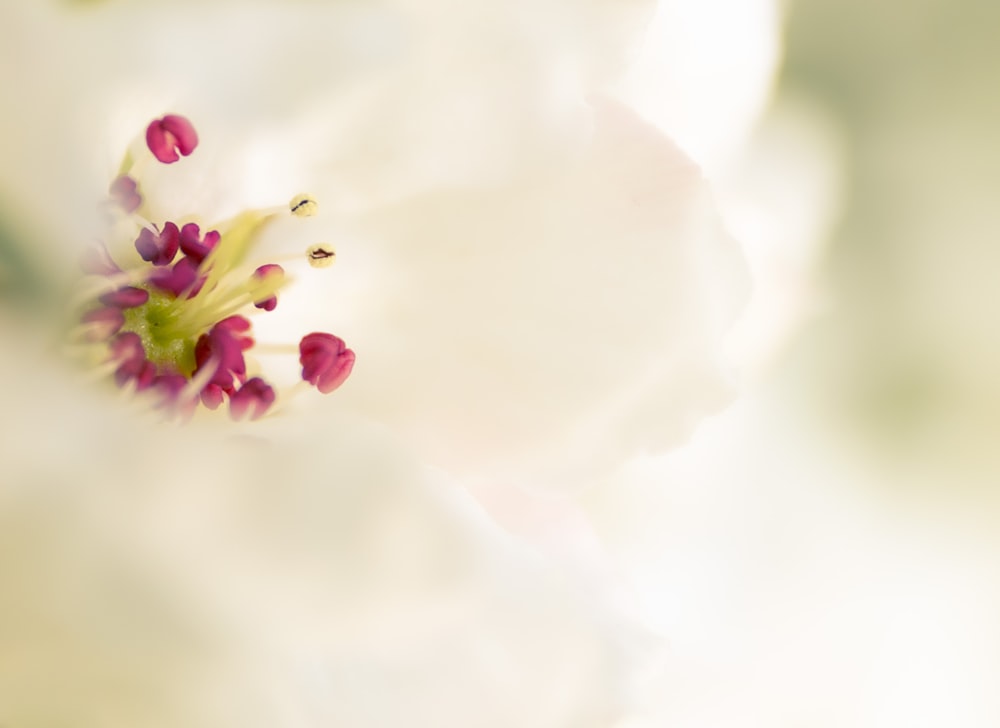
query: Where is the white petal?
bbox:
[0,0,658,245]
[0,342,652,727]
[618,0,782,174]
[293,98,749,491]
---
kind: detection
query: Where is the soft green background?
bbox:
[777,0,1000,488]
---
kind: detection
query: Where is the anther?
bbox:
[229,377,277,421]
[146,114,199,164]
[178,223,220,264]
[99,286,149,309]
[78,308,125,342]
[299,332,355,393]
[252,264,284,311]
[149,256,205,298]
[108,333,156,390]
[135,222,180,266]
[306,244,336,268]
[289,193,318,218]
[109,175,142,213]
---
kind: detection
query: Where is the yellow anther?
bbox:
[289,193,319,218]
[306,244,336,268]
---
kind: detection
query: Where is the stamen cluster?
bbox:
[76,114,355,420]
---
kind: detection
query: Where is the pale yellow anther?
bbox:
[306,244,336,268]
[289,193,319,218]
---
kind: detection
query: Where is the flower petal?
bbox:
[326,99,749,490]
[0,346,653,727]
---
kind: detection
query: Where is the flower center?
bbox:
[121,288,197,372]
[74,114,355,420]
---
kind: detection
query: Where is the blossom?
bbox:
[0,0,760,489]
[0,0,780,726]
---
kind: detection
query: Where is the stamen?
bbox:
[194,211,272,297]
[151,374,199,420]
[109,175,142,213]
[99,286,149,309]
[299,333,355,393]
[108,333,156,390]
[289,193,318,218]
[75,112,356,421]
[229,377,277,421]
[178,223,221,264]
[70,269,153,311]
[146,114,199,164]
[251,264,284,311]
[78,308,125,342]
[182,353,225,409]
[193,316,253,398]
[306,244,336,268]
[175,270,284,332]
[251,342,299,355]
[148,257,205,299]
[135,222,180,266]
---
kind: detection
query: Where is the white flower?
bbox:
[0,1,780,726]
[0,0,757,489]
